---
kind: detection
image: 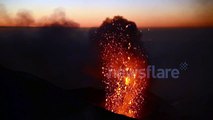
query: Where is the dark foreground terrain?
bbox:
[0,27,213,120]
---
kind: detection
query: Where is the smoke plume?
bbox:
[37,8,79,27]
[16,10,35,26]
[0,4,79,27]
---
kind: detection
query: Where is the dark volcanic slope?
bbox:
[0,66,136,120]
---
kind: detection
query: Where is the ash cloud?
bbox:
[195,0,213,25]
[37,8,79,28]
[16,10,35,26]
[0,4,12,25]
[0,4,79,27]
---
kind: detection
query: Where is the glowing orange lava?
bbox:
[97,17,149,118]
[101,41,148,118]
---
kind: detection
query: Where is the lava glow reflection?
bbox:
[96,16,149,119]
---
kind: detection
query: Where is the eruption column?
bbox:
[96,16,149,119]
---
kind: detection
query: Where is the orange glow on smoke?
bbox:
[99,22,149,118]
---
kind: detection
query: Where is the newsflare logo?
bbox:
[105,62,188,80]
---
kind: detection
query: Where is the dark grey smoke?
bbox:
[0,4,12,25]
[16,10,35,26]
[0,4,79,27]
[195,0,213,25]
[38,8,80,27]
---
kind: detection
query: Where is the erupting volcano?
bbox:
[94,16,149,119]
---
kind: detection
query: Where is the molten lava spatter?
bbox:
[95,16,149,119]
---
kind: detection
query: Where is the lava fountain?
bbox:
[94,16,149,119]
